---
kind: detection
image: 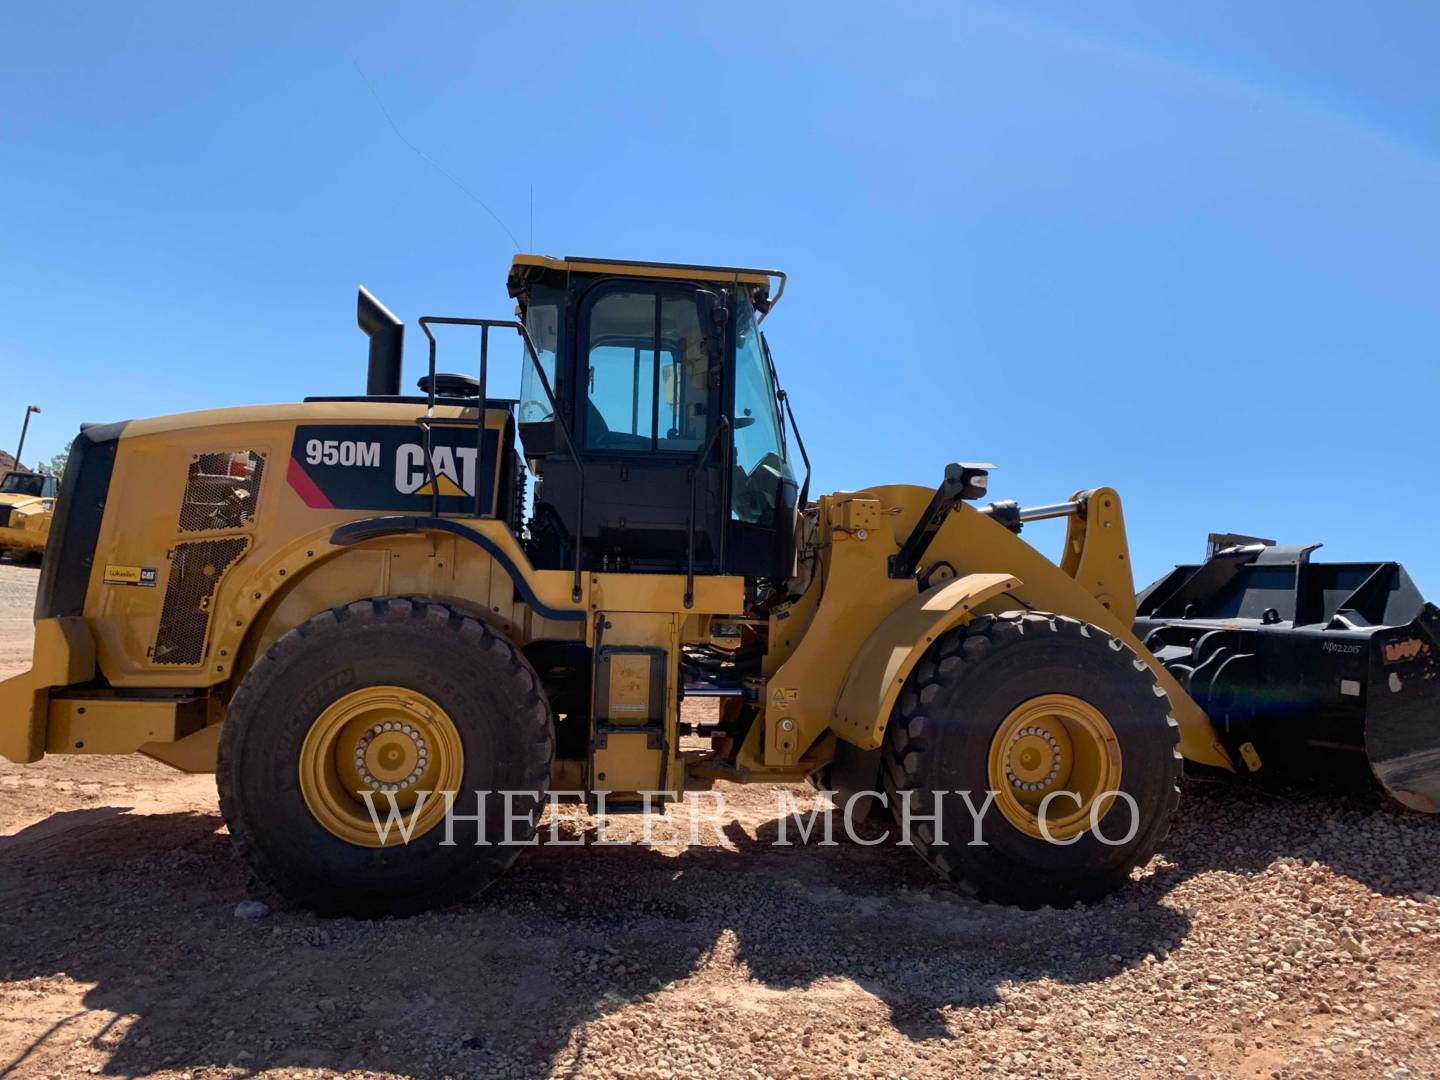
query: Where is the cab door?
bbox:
[566,280,727,571]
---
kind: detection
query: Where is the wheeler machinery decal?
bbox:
[103,564,158,587]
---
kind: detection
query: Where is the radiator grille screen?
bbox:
[0,507,11,529]
[178,451,265,532]
[153,537,250,665]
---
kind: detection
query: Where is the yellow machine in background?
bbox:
[0,257,1234,915]
[0,470,57,561]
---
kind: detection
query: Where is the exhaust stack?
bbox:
[357,286,403,396]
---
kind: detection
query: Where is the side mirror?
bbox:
[695,288,728,327]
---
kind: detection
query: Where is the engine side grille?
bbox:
[153,537,250,665]
[178,451,265,533]
[0,506,11,529]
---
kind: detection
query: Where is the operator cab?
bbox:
[508,256,800,583]
[0,472,57,499]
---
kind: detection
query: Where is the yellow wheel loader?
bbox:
[0,469,57,561]
[0,257,1240,915]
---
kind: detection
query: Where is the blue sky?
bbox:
[2,2,1437,592]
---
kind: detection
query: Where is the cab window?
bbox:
[0,472,45,497]
[731,298,786,524]
[518,284,564,425]
[583,289,712,453]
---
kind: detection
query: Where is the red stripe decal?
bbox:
[286,455,334,509]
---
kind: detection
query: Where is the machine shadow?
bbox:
[6,782,1429,1075]
[0,802,1197,1076]
[0,806,134,852]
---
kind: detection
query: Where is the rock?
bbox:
[233,900,271,920]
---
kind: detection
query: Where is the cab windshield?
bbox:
[0,472,45,496]
[730,297,787,524]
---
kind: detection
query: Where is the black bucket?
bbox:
[1134,536,1440,812]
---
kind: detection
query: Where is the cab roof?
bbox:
[508,254,785,315]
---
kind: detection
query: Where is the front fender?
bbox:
[832,572,1020,750]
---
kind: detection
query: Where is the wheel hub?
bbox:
[356,723,430,792]
[986,693,1123,840]
[1004,727,1063,792]
[298,685,464,848]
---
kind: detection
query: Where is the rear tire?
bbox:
[883,611,1180,908]
[218,597,553,917]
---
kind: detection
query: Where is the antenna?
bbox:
[529,184,534,251]
[352,60,522,252]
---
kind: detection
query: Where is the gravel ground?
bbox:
[1,558,1437,1079]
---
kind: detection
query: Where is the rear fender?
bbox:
[226,517,585,688]
[832,573,1020,749]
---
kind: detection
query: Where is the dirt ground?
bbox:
[1,559,1437,1080]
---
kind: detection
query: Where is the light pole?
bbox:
[14,405,40,471]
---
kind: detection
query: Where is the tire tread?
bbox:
[217,597,553,914]
[881,611,1181,907]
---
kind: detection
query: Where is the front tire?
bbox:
[218,597,553,917]
[883,611,1180,908]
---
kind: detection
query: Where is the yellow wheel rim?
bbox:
[298,685,464,848]
[986,693,1123,841]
